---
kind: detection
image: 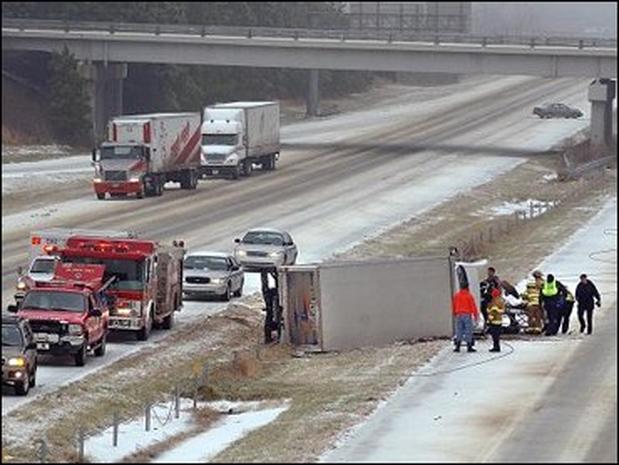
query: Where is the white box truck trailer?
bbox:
[200,102,280,179]
[93,113,202,199]
[279,257,490,351]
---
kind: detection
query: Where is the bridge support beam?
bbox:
[79,62,128,144]
[306,69,320,117]
[588,78,616,149]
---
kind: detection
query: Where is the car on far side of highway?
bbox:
[234,228,298,272]
[2,315,38,396]
[183,252,244,301]
[533,103,583,119]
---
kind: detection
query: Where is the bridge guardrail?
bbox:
[2,18,617,49]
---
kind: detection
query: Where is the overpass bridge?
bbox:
[2,19,616,145]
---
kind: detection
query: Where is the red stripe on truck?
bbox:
[176,129,201,165]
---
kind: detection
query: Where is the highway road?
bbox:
[1,75,592,415]
[324,199,617,463]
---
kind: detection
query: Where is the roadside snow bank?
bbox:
[84,399,288,463]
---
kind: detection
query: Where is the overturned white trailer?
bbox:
[279,256,487,351]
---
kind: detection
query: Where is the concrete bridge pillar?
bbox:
[79,62,128,144]
[588,78,616,149]
[306,69,320,117]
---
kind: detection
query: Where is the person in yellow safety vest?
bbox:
[558,289,575,334]
[521,270,545,334]
[487,288,505,352]
[539,273,568,336]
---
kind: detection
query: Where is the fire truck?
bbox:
[53,236,185,340]
[9,263,113,366]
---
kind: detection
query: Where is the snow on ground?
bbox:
[322,197,617,462]
[1,145,76,162]
[84,399,288,463]
[472,198,557,218]
[152,405,288,463]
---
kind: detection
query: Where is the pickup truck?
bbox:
[8,263,112,366]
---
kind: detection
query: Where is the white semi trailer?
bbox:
[200,102,280,179]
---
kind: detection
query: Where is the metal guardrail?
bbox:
[2,18,617,49]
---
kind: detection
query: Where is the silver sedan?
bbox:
[233,228,298,272]
[182,252,244,301]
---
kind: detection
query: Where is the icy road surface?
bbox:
[323,198,617,463]
[1,76,592,416]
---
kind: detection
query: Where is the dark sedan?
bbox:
[533,103,583,119]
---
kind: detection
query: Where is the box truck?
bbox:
[200,102,280,179]
[92,113,202,199]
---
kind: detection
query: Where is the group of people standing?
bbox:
[452,266,602,353]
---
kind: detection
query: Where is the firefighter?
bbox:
[539,274,568,336]
[520,270,545,334]
[487,288,505,352]
[575,274,602,335]
[480,267,502,328]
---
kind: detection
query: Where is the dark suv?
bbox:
[533,103,583,119]
[2,315,37,395]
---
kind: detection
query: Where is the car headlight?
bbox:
[114,300,140,317]
[16,281,27,290]
[93,177,103,183]
[224,154,239,165]
[8,357,26,367]
[269,251,284,258]
[236,250,247,257]
[68,324,83,335]
[211,278,224,285]
[129,177,140,182]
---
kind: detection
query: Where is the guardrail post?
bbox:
[174,385,180,419]
[579,39,584,49]
[201,26,206,37]
[112,412,119,447]
[247,28,253,39]
[481,37,487,48]
[387,33,393,43]
[530,38,536,48]
[78,427,85,463]
[155,25,160,35]
[294,30,299,40]
[109,24,115,34]
[434,34,440,45]
[145,403,151,431]
[63,21,70,33]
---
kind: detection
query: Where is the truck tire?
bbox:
[161,311,174,330]
[74,344,86,367]
[180,169,194,189]
[264,154,277,171]
[94,334,106,356]
[14,376,29,396]
[155,177,164,196]
[231,165,240,180]
[242,160,253,177]
[96,193,105,200]
[137,312,153,341]
[30,363,37,387]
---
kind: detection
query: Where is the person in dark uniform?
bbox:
[575,274,601,335]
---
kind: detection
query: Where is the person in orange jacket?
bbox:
[452,283,480,353]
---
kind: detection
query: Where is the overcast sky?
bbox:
[472,2,617,37]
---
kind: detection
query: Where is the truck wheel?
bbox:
[30,363,37,387]
[242,160,253,177]
[231,166,240,180]
[190,170,198,189]
[162,311,174,330]
[94,334,106,356]
[96,193,105,200]
[136,186,144,199]
[14,376,29,396]
[137,312,153,341]
[74,344,86,366]
[155,178,164,196]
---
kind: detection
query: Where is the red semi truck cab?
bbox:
[92,113,202,200]
[11,263,111,367]
[58,236,185,340]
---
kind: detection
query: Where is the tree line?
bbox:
[2,2,374,145]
